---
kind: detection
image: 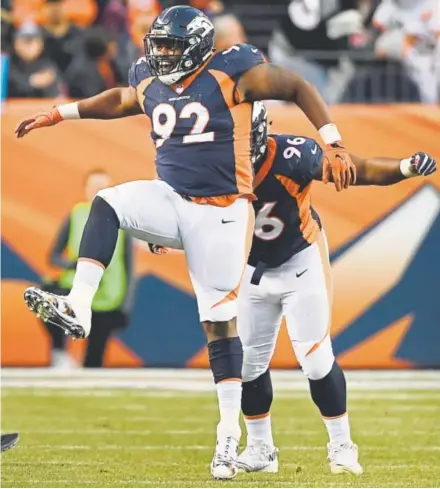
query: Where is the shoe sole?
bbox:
[211,471,238,480]
[237,460,279,473]
[1,433,19,453]
[24,288,85,339]
[211,463,238,480]
[331,465,363,475]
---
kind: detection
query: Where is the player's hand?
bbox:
[322,142,357,191]
[409,152,436,176]
[148,243,169,255]
[15,108,62,139]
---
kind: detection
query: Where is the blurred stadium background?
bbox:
[2,0,439,370]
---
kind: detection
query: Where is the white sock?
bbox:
[245,413,274,447]
[216,380,242,440]
[68,259,104,307]
[323,413,351,445]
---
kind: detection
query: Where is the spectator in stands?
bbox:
[65,26,124,98]
[373,0,439,103]
[268,0,370,102]
[1,2,14,55]
[41,0,83,73]
[13,0,97,29]
[163,0,223,18]
[8,21,63,98]
[125,0,161,67]
[212,13,247,51]
[101,0,130,37]
[40,169,134,369]
[189,0,223,17]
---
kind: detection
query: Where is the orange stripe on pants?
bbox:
[305,232,333,357]
[211,202,255,310]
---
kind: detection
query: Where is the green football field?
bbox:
[2,372,440,488]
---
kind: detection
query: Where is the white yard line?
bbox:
[29,444,440,451]
[17,428,440,436]
[2,368,440,391]
[4,390,440,400]
[3,379,440,390]
[4,368,440,379]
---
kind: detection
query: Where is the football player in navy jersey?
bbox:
[149,102,436,476]
[235,102,436,475]
[18,5,363,480]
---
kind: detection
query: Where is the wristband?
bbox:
[319,123,342,145]
[400,158,416,178]
[57,102,80,120]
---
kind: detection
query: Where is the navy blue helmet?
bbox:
[144,6,215,85]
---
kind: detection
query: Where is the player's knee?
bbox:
[200,300,238,326]
[96,187,122,221]
[203,319,237,342]
[242,369,273,416]
[241,346,270,383]
[297,337,335,381]
[208,336,243,383]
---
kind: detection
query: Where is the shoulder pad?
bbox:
[211,43,266,81]
[128,57,151,88]
[272,134,323,187]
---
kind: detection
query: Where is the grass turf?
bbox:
[2,388,440,488]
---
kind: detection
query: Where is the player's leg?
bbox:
[282,233,362,475]
[40,284,75,368]
[83,312,111,368]
[236,264,282,473]
[176,196,254,480]
[24,180,182,339]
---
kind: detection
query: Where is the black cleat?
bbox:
[1,433,19,453]
[24,287,86,339]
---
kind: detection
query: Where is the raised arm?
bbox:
[313,151,437,185]
[237,63,356,191]
[15,86,142,138]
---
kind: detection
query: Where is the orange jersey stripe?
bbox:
[171,59,211,93]
[231,103,254,197]
[254,137,277,189]
[208,69,235,108]
[190,193,253,207]
[274,176,320,244]
[136,76,155,113]
[209,69,255,200]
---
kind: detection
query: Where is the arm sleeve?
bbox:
[49,216,76,269]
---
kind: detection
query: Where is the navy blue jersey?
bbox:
[128,44,266,203]
[248,134,323,268]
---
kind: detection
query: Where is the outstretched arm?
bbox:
[237,63,356,191]
[313,151,437,185]
[15,86,142,138]
[237,64,332,132]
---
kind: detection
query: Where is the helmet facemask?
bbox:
[144,34,202,80]
[251,102,269,166]
[144,13,215,85]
